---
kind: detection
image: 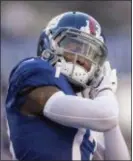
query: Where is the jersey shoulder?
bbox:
[9,57,52,81]
[9,57,55,94]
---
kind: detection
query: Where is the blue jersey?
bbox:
[6,57,96,160]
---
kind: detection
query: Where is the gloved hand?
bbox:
[89,61,118,99]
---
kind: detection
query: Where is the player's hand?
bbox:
[89,61,118,99]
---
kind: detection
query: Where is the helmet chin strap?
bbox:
[55,61,62,78]
[54,57,65,78]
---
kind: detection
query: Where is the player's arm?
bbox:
[20,86,60,116]
[20,84,118,132]
[92,62,130,160]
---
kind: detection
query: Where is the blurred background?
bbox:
[1,1,131,160]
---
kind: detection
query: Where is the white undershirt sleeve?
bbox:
[43,90,119,132]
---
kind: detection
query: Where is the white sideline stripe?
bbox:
[72,128,86,160]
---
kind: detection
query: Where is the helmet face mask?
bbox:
[38,12,108,88]
[53,28,107,66]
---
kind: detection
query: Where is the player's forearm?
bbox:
[43,90,119,132]
[104,125,130,160]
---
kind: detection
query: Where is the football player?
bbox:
[5,11,130,160]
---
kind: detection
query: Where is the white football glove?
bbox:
[89,61,118,99]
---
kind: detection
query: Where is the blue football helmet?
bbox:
[37,11,108,88]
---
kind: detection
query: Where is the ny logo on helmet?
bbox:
[80,20,101,36]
